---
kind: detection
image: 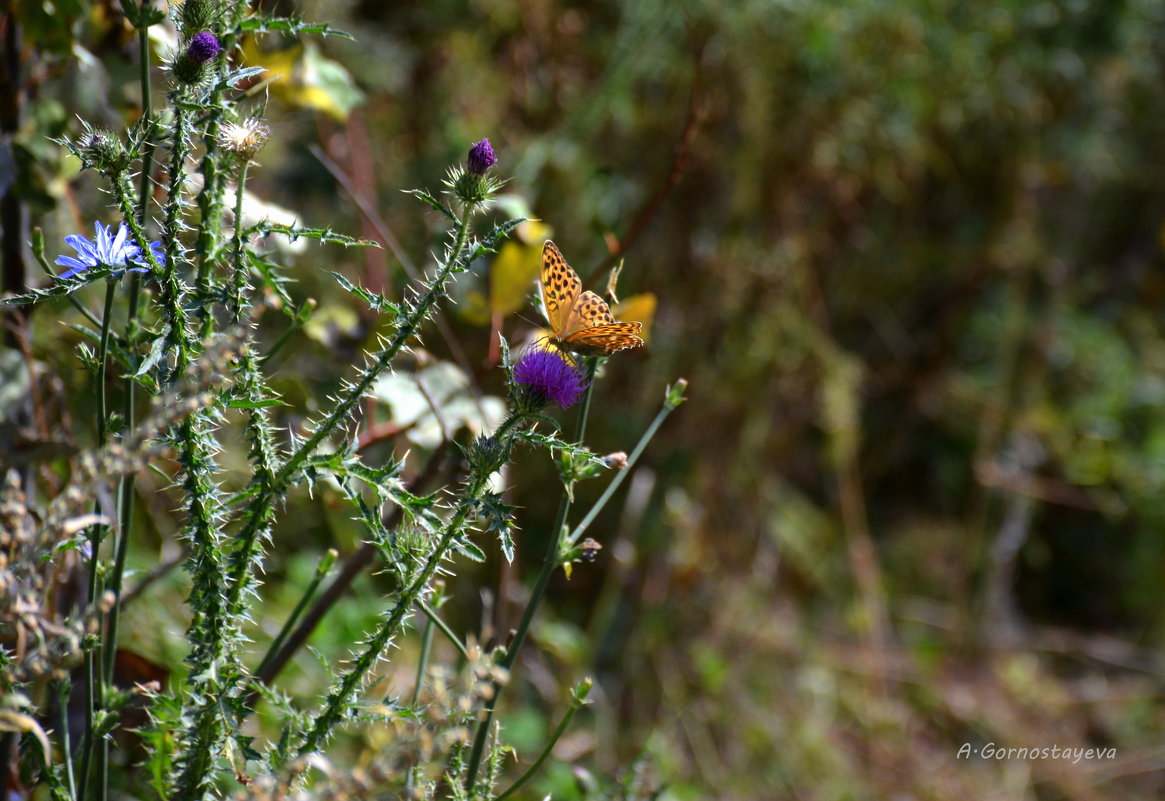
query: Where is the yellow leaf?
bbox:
[613,292,657,342]
[489,241,542,320]
[239,39,363,121]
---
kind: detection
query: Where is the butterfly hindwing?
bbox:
[562,321,644,357]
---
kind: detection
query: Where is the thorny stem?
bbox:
[464,360,598,791]
[297,408,524,757]
[229,203,477,631]
[230,161,249,320]
[160,98,193,371]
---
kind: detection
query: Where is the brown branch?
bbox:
[584,48,704,287]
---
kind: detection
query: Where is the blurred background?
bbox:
[6,0,1165,798]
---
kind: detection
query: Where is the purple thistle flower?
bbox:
[186,32,223,64]
[514,348,588,409]
[55,222,165,280]
[467,138,497,175]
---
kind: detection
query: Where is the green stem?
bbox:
[254,549,337,679]
[411,617,435,708]
[565,402,677,546]
[297,406,524,756]
[57,681,76,800]
[417,598,469,662]
[229,203,477,632]
[464,360,598,791]
[78,278,116,801]
[493,680,592,801]
[261,299,316,365]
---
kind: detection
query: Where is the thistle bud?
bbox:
[75,127,130,174]
[466,138,497,176]
[172,32,223,85]
[449,137,503,206]
[601,451,629,470]
[187,32,223,64]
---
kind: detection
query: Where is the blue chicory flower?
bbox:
[513,347,588,409]
[55,222,164,280]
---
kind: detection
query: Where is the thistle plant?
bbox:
[0,3,684,800]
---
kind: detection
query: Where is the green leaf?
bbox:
[1,265,119,306]
[451,536,487,563]
[405,188,456,222]
[239,15,355,39]
[329,271,400,314]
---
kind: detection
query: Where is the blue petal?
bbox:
[55,255,88,270]
[64,235,99,263]
[58,266,88,279]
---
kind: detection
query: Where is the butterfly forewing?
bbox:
[540,240,645,357]
[541,241,582,335]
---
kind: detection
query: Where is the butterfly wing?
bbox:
[541,241,645,357]
[541,240,581,337]
[562,321,644,357]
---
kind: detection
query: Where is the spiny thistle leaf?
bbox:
[239,14,355,39]
[405,188,456,222]
[245,221,380,247]
[329,271,400,314]
[0,265,121,306]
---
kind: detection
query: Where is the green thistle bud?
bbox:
[74,127,130,174]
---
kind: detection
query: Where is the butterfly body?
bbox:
[540,240,644,357]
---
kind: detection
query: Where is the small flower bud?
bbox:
[601,451,629,470]
[75,127,130,174]
[172,33,222,85]
[467,435,507,475]
[449,138,503,205]
[466,138,497,175]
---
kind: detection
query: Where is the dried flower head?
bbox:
[218,118,270,162]
[467,138,497,176]
[513,348,588,409]
[56,221,165,279]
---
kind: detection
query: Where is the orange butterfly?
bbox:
[540,240,644,357]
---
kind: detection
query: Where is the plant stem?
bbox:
[418,598,469,662]
[297,407,524,756]
[78,278,116,801]
[464,360,598,791]
[411,617,435,708]
[565,400,678,545]
[494,680,592,801]
[229,203,477,633]
[229,161,249,320]
[254,549,337,680]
